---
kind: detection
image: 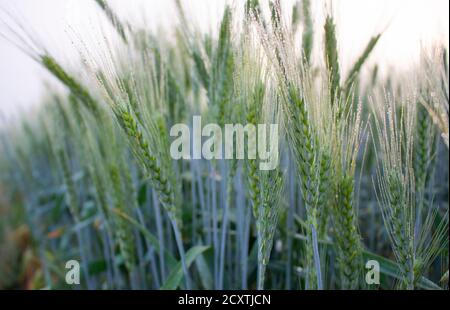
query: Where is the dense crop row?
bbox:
[0,0,448,290]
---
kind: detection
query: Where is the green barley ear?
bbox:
[419,49,449,149]
[246,83,265,218]
[324,15,341,105]
[155,115,182,220]
[257,169,285,289]
[121,76,143,123]
[269,0,283,37]
[245,0,263,25]
[344,33,381,92]
[41,55,101,117]
[284,85,324,289]
[192,50,210,90]
[245,0,260,15]
[109,165,136,273]
[414,103,437,191]
[301,0,313,64]
[215,5,235,126]
[316,151,331,238]
[328,93,365,289]
[117,109,177,221]
[94,0,128,43]
[244,77,285,289]
[372,96,417,289]
[114,105,191,285]
[218,6,232,60]
[332,175,363,289]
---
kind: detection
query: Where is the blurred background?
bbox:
[0,0,448,123]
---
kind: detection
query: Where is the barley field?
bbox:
[0,0,448,290]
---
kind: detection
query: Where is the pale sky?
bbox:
[0,0,448,123]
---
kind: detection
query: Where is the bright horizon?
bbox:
[0,0,448,122]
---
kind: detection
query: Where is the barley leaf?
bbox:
[161,245,210,290]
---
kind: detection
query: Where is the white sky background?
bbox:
[0,0,448,123]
